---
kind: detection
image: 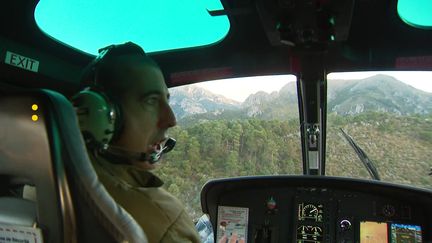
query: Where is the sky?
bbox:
[194,75,296,102]
[194,71,432,102]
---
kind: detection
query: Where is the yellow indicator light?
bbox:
[32,115,39,121]
[32,104,38,111]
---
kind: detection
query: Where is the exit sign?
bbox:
[5,51,39,72]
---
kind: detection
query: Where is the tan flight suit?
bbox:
[90,152,201,243]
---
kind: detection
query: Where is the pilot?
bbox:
[72,42,201,243]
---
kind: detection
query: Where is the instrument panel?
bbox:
[297,202,325,242]
[201,176,431,243]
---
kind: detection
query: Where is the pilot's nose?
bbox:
[158,102,177,129]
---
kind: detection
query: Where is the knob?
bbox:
[340,219,352,231]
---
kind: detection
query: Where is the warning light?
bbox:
[31,115,38,121]
[32,104,38,111]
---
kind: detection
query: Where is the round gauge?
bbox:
[302,204,319,218]
[297,225,323,241]
[297,225,308,232]
[310,226,323,240]
[312,226,322,234]
[382,204,396,217]
[297,225,313,236]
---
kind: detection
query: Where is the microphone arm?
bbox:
[101,137,176,164]
[149,138,176,163]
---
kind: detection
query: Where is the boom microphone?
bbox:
[101,137,176,164]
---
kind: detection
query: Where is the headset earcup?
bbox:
[72,89,117,146]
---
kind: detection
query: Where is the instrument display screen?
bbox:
[360,221,388,243]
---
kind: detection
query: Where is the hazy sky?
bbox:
[195,71,432,102]
[194,75,296,102]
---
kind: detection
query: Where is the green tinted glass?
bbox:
[398,0,432,29]
[35,0,230,54]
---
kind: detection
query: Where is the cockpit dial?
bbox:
[297,225,323,242]
[303,204,319,218]
[298,203,324,222]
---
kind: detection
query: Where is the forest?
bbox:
[156,112,432,220]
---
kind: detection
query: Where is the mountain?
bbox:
[241,75,432,118]
[170,75,432,123]
[241,81,298,119]
[175,81,299,125]
[169,85,240,119]
[328,75,432,115]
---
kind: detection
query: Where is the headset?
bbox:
[72,42,145,147]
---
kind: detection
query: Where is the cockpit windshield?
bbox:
[160,72,432,219]
[326,71,432,189]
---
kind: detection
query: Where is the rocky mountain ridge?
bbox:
[169,75,432,123]
[169,85,240,119]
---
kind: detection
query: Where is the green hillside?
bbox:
[156,112,432,220]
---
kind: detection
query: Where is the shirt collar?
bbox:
[94,150,164,188]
